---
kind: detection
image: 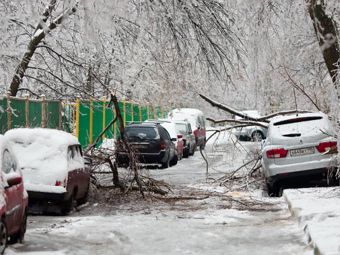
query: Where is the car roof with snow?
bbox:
[5,128,80,148]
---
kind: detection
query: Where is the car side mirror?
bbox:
[171,138,177,142]
[6,175,22,188]
[177,134,183,139]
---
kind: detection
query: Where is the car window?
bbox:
[68,146,75,160]
[158,126,171,140]
[125,127,158,139]
[273,116,322,126]
[2,149,17,174]
[176,123,187,134]
[187,123,192,133]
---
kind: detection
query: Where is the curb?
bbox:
[283,193,322,255]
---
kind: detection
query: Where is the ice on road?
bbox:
[7,132,311,255]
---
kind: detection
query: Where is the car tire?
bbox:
[183,147,189,158]
[161,157,170,169]
[251,131,264,142]
[0,220,7,254]
[189,145,195,156]
[9,210,27,244]
[267,182,281,197]
[61,192,76,215]
[77,188,89,206]
[170,155,178,167]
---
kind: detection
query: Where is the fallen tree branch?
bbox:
[207,117,268,128]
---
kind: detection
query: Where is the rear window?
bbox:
[273,116,322,126]
[125,127,158,139]
[176,123,187,134]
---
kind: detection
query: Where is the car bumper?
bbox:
[263,157,337,183]
[27,190,68,203]
[117,151,166,164]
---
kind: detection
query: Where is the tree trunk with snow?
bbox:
[307,0,340,85]
[9,1,77,96]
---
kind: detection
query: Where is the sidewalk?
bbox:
[284,187,340,255]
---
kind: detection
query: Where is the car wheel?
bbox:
[61,192,76,215]
[183,147,189,158]
[251,131,264,142]
[267,182,281,197]
[0,220,7,254]
[160,156,170,169]
[9,210,27,244]
[189,145,195,156]
[170,155,178,166]
[77,188,89,206]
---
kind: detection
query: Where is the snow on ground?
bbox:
[7,129,312,254]
[284,187,340,255]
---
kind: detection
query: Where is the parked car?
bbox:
[261,112,337,196]
[117,123,177,168]
[5,128,90,215]
[145,119,184,160]
[174,120,196,157]
[168,108,206,149]
[0,135,28,252]
[232,110,267,141]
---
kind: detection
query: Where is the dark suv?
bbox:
[117,123,177,168]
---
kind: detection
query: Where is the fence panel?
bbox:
[46,101,60,129]
[92,101,103,145]
[29,101,42,127]
[0,98,7,133]
[78,102,90,148]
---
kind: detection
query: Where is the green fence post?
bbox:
[6,93,11,130]
[41,95,46,128]
[25,95,29,127]
[102,96,106,139]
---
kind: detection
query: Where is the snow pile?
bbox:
[284,187,340,255]
[5,128,81,193]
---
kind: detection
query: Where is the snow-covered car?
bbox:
[232,110,267,141]
[5,128,90,214]
[117,123,177,168]
[174,120,196,157]
[261,112,337,196]
[0,135,28,253]
[168,108,206,149]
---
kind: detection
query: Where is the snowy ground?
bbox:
[284,188,340,255]
[6,130,312,255]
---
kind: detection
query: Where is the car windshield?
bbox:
[125,127,158,140]
[273,116,322,126]
[175,123,187,134]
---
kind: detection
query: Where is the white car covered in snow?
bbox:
[5,128,90,214]
[261,112,337,196]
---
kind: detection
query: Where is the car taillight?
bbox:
[55,180,62,186]
[316,141,337,154]
[266,148,288,158]
[160,142,166,150]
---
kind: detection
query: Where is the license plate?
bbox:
[290,147,315,157]
[131,144,147,150]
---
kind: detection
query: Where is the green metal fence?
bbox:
[75,98,168,147]
[0,96,168,148]
[0,96,61,133]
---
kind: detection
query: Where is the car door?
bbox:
[158,126,173,160]
[2,149,23,234]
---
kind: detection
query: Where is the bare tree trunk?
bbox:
[9,1,77,96]
[307,0,340,85]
